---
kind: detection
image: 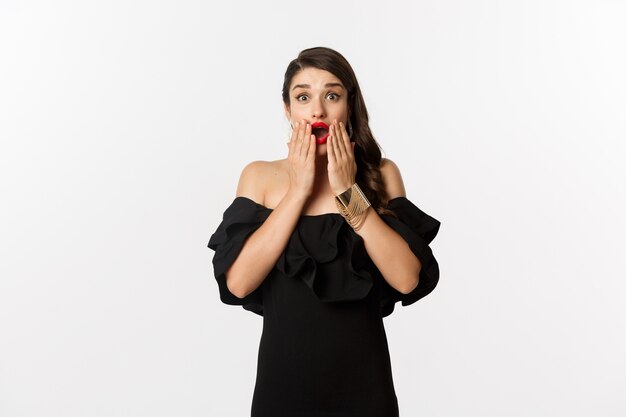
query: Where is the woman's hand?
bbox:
[286,120,316,199]
[327,119,357,195]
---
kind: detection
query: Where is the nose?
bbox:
[311,97,326,119]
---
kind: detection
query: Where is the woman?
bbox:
[208,46,441,417]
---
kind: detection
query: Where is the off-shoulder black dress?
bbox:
[208,196,441,417]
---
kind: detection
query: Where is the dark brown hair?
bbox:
[281,46,397,218]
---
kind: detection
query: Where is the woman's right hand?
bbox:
[286,120,316,199]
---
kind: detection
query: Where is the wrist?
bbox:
[285,187,310,205]
[333,183,355,197]
[334,183,371,231]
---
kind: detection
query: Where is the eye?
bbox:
[327,92,340,100]
[296,94,308,102]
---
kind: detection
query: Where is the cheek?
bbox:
[290,109,305,121]
[334,105,349,119]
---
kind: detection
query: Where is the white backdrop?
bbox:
[1,0,625,416]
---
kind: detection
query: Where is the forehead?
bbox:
[290,67,344,89]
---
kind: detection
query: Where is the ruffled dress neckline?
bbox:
[208,195,441,318]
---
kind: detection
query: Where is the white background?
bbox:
[1,0,625,416]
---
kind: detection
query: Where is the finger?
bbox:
[339,121,352,157]
[292,120,298,140]
[286,123,294,157]
[289,121,300,147]
[294,122,305,157]
[339,121,349,159]
[332,121,344,159]
[306,134,316,162]
[327,132,337,165]
[301,123,312,157]
[298,120,308,145]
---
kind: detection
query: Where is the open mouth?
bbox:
[311,122,330,144]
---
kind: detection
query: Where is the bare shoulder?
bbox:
[235,160,271,204]
[235,159,288,206]
[380,157,407,200]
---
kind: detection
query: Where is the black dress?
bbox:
[208,196,441,417]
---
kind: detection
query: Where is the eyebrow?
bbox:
[291,83,345,91]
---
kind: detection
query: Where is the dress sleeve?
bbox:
[207,197,272,316]
[377,196,441,317]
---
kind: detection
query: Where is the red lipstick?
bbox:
[311,122,330,145]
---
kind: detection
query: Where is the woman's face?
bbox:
[284,67,350,153]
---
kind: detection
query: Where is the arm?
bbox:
[325,122,421,295]
[227,122,316,298]
[354,159,422,294]
[224,161,307,299]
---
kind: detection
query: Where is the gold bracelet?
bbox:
[334,183,371,231]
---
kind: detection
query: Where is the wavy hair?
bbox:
[281,46,397,218]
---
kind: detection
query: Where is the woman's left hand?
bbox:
[327,119,357,196]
